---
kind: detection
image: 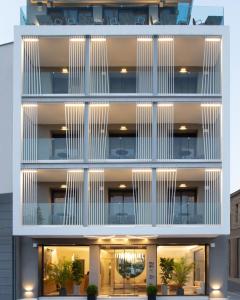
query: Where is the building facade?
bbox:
[12,1,229,299]
[229,190,240,292]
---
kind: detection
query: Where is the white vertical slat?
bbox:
[90,36,109,94]
[63,170,84,225]
[156,169,177,224]
[88,103,109,161]
[136,36,153,93]
[157,104,174,160]
[202,38,221,95]
[65,103,84,160]
[136,103,152,161]
[22,104,38,162]
[22,169,37,225]
[88,169,105,225]
[205,169,221,224]
[158,36,174,94]
[201,103,221,160]
[23,36,41,95]
[68,36,85,94]
[132,169,152,224]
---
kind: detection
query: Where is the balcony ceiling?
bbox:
[38,103,203,125]
[39,37,205,68]
[37,168,205,182]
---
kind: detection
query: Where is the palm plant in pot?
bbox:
[159,257,174,295]
[172,257,194,296]
[87,284,98,300]
[146,284,157,300]
[47,260,71,296]
[71,259,84,295]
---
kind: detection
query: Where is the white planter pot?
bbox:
[73,284,80,295]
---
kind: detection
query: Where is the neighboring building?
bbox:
[10,0,229,300]
[229,190,240,292]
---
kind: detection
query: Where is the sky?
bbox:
[0,0,239,192]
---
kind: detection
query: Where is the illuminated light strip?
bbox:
[89,103,109,107]
[205,168,221,172]
[158,37,174,42]
[69,37,85,42]
[89,169,104,173]
[23,38,39,42]
[22,104,38,108]
[157,169,177,173]
[157,103,174,107]
[65,103,85,107]
[205,38,221,42]
[136,103,152,107]
[67,170,84,173]
[132,169,152,173]
[22,169,37,173]
[137,37,153,42]
[200,103,221,107]
[91,37,106,42]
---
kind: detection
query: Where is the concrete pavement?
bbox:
[228,292,240,299]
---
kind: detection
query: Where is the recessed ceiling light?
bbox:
[119,184,127,189]
[120,68,128,74]
[179,67,188,74]
[179,125,187,130]
[120,126,128,131]
[62,68,68,74]
[61,184,67,189]
[61,126,68,131]
[179,183,187,188]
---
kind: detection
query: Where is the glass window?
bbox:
[157,245,206,296]
[43,246,89,296]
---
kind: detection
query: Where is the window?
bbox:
[42,246,89,296]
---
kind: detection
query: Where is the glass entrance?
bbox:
[100,246,146,296]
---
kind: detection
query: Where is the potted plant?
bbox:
[47,260,71,296]
[146,284,157,300]
[172,257,194,296]
[159,257,174,295]
[87,284,98,300]
[72,259,84,295]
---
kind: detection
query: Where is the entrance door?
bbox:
[175,188,197,224]
[100,246,146,296]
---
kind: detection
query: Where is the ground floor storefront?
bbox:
[15,236,228,299]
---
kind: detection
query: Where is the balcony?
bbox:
[22,102,221,162]
[20,2,224,26]
[21,168,221,226]
[22,36,222,95]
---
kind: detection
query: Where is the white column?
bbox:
[68,36,85,94]
[136,36,153,93]
[63,170,84,225]
[157,103,174,160]
[22,104,38,162]
[22,169,37,225]
[158,36,174,94]
[205,169,221,225]
[23,36,41,95]
[65,103,84,160]
[132,169,152,224]
[156,169,177,224]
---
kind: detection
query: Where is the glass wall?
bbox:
[43,246,89,296]
[157,245,206,296]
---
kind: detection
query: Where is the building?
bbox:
[10,0,229,299]
[229,190,240,292]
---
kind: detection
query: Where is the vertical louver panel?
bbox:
[202,38,221,95]
[136,103,152,160]
[22,104,38,162]
[88,170,105,225]
[23,36,41,95]
[156,169,177,224]
[136,36,153,93]
[205,169,221,224]
[201,103,221,160]
[90,36,109,94]
[132,169,152,224]
[63,170,84,225]
[65,103,84,160]
[22,170,37,225]
[68,36,85,94]
[158,36,174,94]
[157,104,174,160]
[89,103,109,161]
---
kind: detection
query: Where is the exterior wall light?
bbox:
[179,125,187,130]
[120,126,128,131]
[120,68,128,74]
[62,68,68,74]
